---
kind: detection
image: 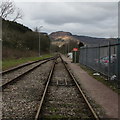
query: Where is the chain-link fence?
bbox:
[80,41,120,81]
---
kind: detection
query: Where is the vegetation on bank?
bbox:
[2,19,51,59]
[2,54,53,70]
[2,19,55,70]
[80,64,119,93]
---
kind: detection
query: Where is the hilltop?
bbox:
[49,31,80,47]
[49,31,117,47]
[2,19,32,33]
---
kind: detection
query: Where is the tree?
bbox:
[0,0,23,21]
[0,0,15,19]
[12,8,23,22]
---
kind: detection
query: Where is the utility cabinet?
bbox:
[72,51,80,63]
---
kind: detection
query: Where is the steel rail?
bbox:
[60,55,100,120]
[2,57,55,75]
[1,57,56,89]
[35,60,56,120]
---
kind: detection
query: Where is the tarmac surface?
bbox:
[62,55,119,119]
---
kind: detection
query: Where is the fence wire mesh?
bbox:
[80,41,120,81]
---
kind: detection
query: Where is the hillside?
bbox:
[49,31,117,47]
[2,19,50,59]
[2,19,32,33]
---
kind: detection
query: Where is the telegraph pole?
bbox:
[38,26,43,57]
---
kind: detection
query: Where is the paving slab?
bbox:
[62,55,119,119]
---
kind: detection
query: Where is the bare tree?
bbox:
[12,8,23,22]
[0,0,15,19]
[0,0,23,21]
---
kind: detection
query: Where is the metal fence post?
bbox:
[117,38,120,81]
[108,41,111,80]
[86,45,88,66]
[75,51,76,63]
[98,44,100,72]
[80,48,82,64]
[83,48,85,64]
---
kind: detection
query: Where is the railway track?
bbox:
[2,55,100,119]
[2,57,55,75]
[2,57,57,119]
[1,56,57,89]
[35,55,100,120]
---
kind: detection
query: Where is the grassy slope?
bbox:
[2,54,53,71]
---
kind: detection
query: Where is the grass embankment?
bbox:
[2,54,53,71]
[80,64,119,94]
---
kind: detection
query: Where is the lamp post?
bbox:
[38,26,43,57]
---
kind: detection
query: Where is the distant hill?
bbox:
[50,31,72,39]
[49,31,117,47]
[73,35,117,46]
[49,31,79,47]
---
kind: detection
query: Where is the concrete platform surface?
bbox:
[62,55,119,119]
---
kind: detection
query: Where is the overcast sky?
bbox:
[14,1,118,38]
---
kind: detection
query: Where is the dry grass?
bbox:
[2,47,53,70]
[2,47,38,60]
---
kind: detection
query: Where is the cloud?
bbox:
[14,0,119,2]
[16,2,118,38]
